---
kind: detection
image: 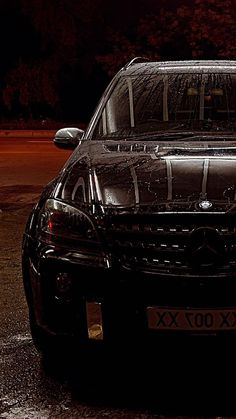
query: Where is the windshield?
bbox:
[92,72,236,140]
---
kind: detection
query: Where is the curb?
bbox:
[0,130,57,138]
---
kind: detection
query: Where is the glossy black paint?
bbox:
[22,60,236,357]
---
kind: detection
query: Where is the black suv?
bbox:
[22,59,236,358]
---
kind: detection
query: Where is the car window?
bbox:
[92,72,236,139]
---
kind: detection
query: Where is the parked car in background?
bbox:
[22,59,236,360]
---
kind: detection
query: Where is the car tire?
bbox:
[29,312,54,354]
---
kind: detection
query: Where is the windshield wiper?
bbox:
[145,132,236,141]
[97,131,236,142]
[126,131,198,141]
[160,147,236,154]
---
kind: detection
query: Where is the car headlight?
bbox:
[38,199,99,247]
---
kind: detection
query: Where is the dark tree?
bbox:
[96,0,236,76]
[2,0,109,121]
[2,0,236,122]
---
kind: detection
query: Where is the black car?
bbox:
[22,58,236,359]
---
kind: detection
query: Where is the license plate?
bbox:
[147,307,236,331]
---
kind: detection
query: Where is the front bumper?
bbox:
[23,242,236,346]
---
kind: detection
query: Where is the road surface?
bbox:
[0,136,235,418]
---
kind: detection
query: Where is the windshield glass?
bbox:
[92,72,236,140]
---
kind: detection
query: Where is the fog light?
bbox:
[56,273,72,294]
[86,302,103,340]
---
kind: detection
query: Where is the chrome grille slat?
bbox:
[110,223,195,234]
[114,240,186,253]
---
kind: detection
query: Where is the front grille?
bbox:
[103,213,236,276]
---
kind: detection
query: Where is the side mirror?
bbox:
[53,127,84,149]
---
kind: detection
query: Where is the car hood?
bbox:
[59,142,236,212]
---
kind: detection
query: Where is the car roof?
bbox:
[121,60,236,76]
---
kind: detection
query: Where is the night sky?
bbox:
[0,0,234,125]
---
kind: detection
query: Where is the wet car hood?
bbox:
[60,141,236,211]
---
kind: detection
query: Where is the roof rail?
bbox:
[123,56,150,69]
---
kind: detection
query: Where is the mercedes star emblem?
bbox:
[198,200,213,210]
[188,227,225,270]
